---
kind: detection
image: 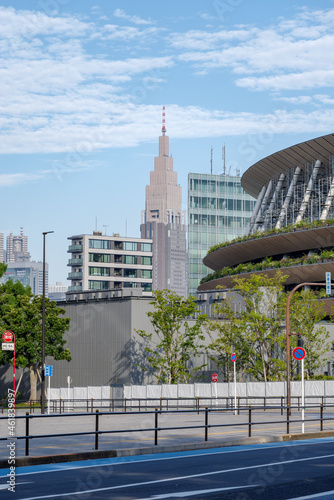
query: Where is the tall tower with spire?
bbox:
[141,107,187,296]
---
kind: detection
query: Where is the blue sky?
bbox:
[1,0,334,284]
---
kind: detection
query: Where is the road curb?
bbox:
[1,431,333,469]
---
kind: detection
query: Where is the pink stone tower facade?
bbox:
[141,107,187,296]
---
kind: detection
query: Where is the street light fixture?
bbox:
[41,231,54,414]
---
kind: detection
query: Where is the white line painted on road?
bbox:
[143,484,260,498]
[0,482,33,490]
[6,438,334,478]
[288,490,334,499]
[17,452,334,500]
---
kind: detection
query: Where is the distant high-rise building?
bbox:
[140,107,187,296]
[0,233,4,263]
[188,172,256,296]
[48,282,68,301]
[6,228,30,263]
[1,261,48,296]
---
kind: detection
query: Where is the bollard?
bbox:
[154,408,158,445]
[95,410,99,450]
[248,406,252,437]
[320,404,323,432]
[287,405,290,434]
[60,398,62,415]
[124,398,127,412]
[91,398,94,413]
[160,397,162,411]
[205,407,208,441]
[281,396,284,416]
[238,397,240,416]
[25,412,29,456]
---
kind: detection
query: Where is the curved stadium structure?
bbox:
[198,133,334,311]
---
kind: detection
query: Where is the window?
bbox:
[124,282,137,288]
[124,242,138,251]
[124,269,137,278]
[124,255,137,265]
[89,239,111,249]
[141,270,152,279]
[88,281,109,290]
[89,267,110,276]
[141,243,152,252]
[89,253,110,263]
[141,256,152,265]
[141,283,152,291]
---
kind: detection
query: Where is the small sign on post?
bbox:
[326,272,331,295]
[211,373,218,383]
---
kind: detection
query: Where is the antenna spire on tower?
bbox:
[162,106,166,135]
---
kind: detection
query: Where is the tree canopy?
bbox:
[0,279,71,399]
[136,290,207,384]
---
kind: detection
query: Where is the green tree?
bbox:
[289,289,331,379]
[0,279,71,399]
[208,272,288,381]
[136,290,207,384]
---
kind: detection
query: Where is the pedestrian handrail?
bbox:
[1,403,334,457]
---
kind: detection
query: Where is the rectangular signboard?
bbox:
[45,365,53,377]
[326,272,331,295]
[2,343,14,351]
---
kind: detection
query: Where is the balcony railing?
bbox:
[68,244,83,252]
[68,272,83,279]
[68,285,83,292]
[68,258,83,266]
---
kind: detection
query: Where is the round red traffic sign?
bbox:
[292,347,306,360]
[2,330,13,343]
[231,353,237,362]
[212,372,218,383]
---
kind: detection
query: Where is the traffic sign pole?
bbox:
[302,358,305,434]
[233,359,236,415]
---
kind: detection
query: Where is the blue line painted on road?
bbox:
[1,437,334,478]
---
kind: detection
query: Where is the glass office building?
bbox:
[188,173,256,296]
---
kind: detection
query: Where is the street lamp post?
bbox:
[41,231,54,414]
[286,281,326,413]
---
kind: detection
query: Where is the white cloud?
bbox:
[275,96,312,105]
[173,7,334,92]
[113,9,153,26]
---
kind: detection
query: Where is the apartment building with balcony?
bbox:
[67,231,153,295]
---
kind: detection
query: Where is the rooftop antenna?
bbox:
[210,146,213,175]
[103,225,109,236]
[162,106,166,135]
[222,144,226,175]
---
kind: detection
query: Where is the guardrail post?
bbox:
[125,398,127,412]
[155,408,158,445]
[281,396,284,416]
[205,407,208,441]
[320,403,323,432]
[287,405,290,434]
[91,398,94,413]
[95,410,99,450]
[1,399,4,414]
[25,412,29,456]
[60,398,62,415]
[238,397,240,416]
[160,397,162,411]
[248,406,251,437]
[264,397,266,412]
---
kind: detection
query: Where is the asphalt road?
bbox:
[1,438,334,499]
